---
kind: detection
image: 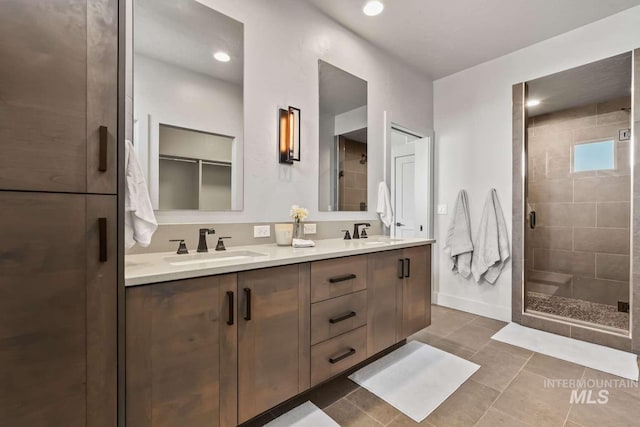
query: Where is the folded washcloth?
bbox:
[292,238,316,248]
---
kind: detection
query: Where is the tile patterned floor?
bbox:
[244,305,640,427]
[527,291,629,331]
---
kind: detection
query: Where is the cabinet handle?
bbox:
[398,259,404,279]
[98,217,107,262]
[404,258,410,278]
[329,311,356,324]
[329,348,356,364]
[329,274,356,283]
[530,210,536,229]
[226,291,234,325]
[99,126,108,172]
[244,288,252,321]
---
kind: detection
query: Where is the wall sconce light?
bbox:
[279,106,300,164]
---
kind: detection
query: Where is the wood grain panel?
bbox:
[0,192,87,426]
[402,245,431,338]
[310,255,367,302]
[0,0,87,192]
[238,264,306,423]
[87,0,118,194]
[310,326,367,386]
[86,195,118,427]
[311,290,367,345]
[367,249,403,356]
[125,275,237,427]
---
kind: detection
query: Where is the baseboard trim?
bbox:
[433,292,511,322]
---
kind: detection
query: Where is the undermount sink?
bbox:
[164,250,268,266]
[362,237,403,245]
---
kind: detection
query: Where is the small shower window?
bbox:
[573,140,615,172]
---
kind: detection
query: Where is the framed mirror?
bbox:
[134,0,244,211]
[318,60,368,212]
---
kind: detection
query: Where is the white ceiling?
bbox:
[319,60,368,116]
[528,52,632,116]
[135,0,243,85]
[306,0,640,79]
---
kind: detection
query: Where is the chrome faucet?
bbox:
[197,228,216,252]
[353,223,371,239]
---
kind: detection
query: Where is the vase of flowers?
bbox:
[289,205,309,240]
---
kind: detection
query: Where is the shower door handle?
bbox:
[529,211,536,229]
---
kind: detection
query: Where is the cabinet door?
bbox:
[0,0,117,194]
[367,249,403,356]
[0,192,117,427]
[238,264,311,423]
[402,245,432,338]
[126,274,238,427]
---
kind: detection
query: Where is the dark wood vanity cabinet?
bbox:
[401,245,432,337]
[237,264,311,424]
[0,0,118,194]
[124,245,431,426]
[367,246,432,356]
[0,192,117,427]
[126,275,238,427]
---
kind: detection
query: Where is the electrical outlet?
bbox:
[253,225,271,238]
[619,128,631,141]
[437,204,448,215]
[303,223,317,234]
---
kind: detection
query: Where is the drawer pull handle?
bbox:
[329,311,356,324]
[98,217,108,262]
[329,274,356,283]
[329,348,356,364]
[398,259,404,279]
[244,288,252,321]
[404,258,410,278]
[227,291,234,325]
[99,125,108,172]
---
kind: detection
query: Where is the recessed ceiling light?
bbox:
[526,99,541,107]
[363,1,384,16]
[213,51,231,62]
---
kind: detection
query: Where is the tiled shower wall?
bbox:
[338,138,368,211]
[526,97,631,306]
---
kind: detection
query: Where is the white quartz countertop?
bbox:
[125,236,435,286]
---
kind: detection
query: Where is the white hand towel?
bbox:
[471,189,510,284]
[376,182,393,228]
[444,190,474,278]
[292,238,315,248]
[124,140,157,248]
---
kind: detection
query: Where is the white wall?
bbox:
[141,0,433,224]
[433,7,640,321]
[134,54,243,210]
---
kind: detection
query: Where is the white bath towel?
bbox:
[471,189,510,284]
[124,140,157,248]
[376,182,393,228]
[444,190,474,278]
[292,238,315,248]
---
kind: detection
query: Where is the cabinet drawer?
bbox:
[311,290,367,345]
[311,326,367,386]
[311,255,367,302]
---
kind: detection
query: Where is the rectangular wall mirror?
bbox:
[318,60,368,212]
[134,0,244,211]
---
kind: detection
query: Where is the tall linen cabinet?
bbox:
[0,1,120,426]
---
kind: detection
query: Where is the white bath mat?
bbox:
[348,341,480,422]
[264,401,339,427]
[492,322,639,381]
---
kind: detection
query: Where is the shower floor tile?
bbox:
[526,291,628,331]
